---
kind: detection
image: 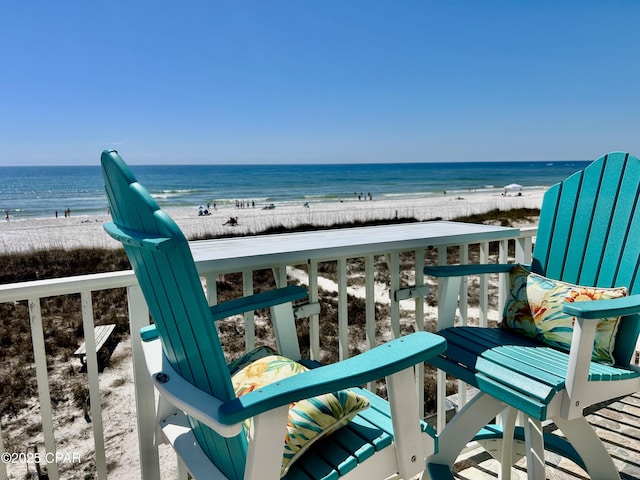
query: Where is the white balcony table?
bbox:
[190,220,520,274]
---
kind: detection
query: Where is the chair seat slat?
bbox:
[475,373,549,420]
[475,358,556,403]
[286,387,401,480]
[434,326,640,421]
[480,347,566,388]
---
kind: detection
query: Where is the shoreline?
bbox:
[0,188,545,253]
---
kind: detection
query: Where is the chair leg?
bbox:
[436,369,447,432]
[428,391,506,469]
[553,415,620,479]
[490,409,545,480]
[177,456,189,480]
[244,405,290,480]
[498,407,518,480]
[523,416,545,480]
[387,367,426,480]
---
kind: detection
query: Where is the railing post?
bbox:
[458,245,469,326]
[388,251,401,339]
[338,258,349,361]
[365,255,376,350]
[365,254,376,392]
[435,246,451,431]
[516,230,534,264]
[308,260,320,361]
[126,285,160,480]
[204,273,218,306]
[243,270,255,352]
[80,290,108,480]
[478,242,489,327]
[413,249,425,333]
[498,239,509,313]
[515,236,526,265]
[413,249,425,417]
[28,297,60,479]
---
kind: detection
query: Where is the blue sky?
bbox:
[1,1,639,165]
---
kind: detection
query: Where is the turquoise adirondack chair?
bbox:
[424,151,640,479]
[100,150,447,480]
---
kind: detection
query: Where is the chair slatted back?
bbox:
[532,151,640,364]
[101,150,247,480]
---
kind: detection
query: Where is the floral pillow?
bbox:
[502,264,627,365]
[231,354,370,477]
[227,345,277,375]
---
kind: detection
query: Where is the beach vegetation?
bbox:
[453,207,540,227]
[190,214,423,241]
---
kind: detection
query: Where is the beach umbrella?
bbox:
[504,183,523,190]
[504,183,523,191]
[504,183,523,196]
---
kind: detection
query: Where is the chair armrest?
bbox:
[139,285,308,342]
[141,337,244,438]
[562,293,640,319]
[218,331,447,424]
[561,293,640,419]
[424,263,519,330]
[104,221,174,252]
[209,285,307,321]
[424,263,517,277]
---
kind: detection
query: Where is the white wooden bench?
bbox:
[74,324,117,369]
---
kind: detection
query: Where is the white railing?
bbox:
[0,227,547,479]
[0,272,146,480]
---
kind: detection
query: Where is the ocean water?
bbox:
[0,161,590,220]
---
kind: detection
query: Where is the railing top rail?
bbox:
[518,226,538,237]
[0,270,138,302]
[191,221,521,274]
[0,224,534,303]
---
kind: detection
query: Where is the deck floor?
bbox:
[451,392,640,479]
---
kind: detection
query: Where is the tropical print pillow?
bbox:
[231,354,370,476]
[502,264,627,365]
[227,345,277,375]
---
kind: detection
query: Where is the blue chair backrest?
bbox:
[531,151,640,365]
[101,150,248,479]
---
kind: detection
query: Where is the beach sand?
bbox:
[2,189,544,479]
[0,188,545,253]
